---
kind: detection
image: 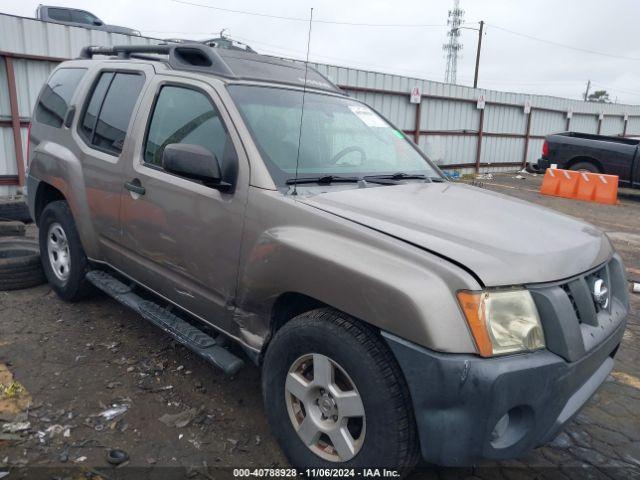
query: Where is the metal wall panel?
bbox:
[422,98,479,131]
[481,136,524,164]
[484,105,525,134]
[0,56,9,119]
[627,116,640,135]
[419,134,477,166]
[526,138,545,164]
[0,126,17,176]
[531,110,565,136]
[601,116,624,136]
[0,14,158,59]
[571,114,599,134]
[13,59,58,118]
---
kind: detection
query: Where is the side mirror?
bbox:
[93,19,104,26]
[162,143,227,188]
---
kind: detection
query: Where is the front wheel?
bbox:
[262,309,419,471]
[39,200,93,302]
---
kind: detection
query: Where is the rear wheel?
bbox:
[39,201,93,301]
[262,308,419,471]
[570,161,600,173]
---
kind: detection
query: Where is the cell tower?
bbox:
[443,0,464,84]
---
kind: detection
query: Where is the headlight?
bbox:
[457,289,545,357]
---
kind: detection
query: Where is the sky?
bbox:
[4,0,640,105]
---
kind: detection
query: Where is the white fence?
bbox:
[2,12,640,196]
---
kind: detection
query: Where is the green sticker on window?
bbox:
[393,130,404,139]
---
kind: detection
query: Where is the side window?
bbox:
[144,86,235,172]
[80,72,113,141]
[47,8,71,22]
[35,68,87,128]
[79,72,145,155]
[71,10,98,25]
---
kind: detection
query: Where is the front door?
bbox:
[118,78,249,332]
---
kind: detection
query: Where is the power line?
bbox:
[230,34,457,79]
[488,23,640,61]
[591,82,640,98]
[170,0,447,27]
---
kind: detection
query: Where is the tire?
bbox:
[38,201,93,301]
[0,221,26,237]
[0,237,45,291]
[0,200,32,223]
[570,161,600,173]
[262,308,419,471]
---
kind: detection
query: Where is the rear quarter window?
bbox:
[35,68,87,129]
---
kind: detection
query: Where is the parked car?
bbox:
[25,43,629,470]
[533,131,640,187]
[36,5,140,36]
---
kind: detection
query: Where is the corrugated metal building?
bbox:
[2,12,640,196]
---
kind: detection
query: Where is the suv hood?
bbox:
[298,182,612,286]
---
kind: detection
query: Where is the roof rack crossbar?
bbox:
[79,44,172,59]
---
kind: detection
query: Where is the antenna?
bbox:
[292,7,314,196]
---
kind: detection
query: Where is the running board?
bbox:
[86,270,244,376]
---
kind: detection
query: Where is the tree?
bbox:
[587,90,611,103]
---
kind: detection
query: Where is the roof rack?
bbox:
[77,43,342,93]
[78,43,234,77]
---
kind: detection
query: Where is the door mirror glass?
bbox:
[162,144,222,184]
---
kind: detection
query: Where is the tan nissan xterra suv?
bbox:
[26,43,629,470]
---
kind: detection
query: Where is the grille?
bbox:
[529,255,629,362]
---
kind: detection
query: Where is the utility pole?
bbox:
[473,20,484,89]
[584,80,591,101]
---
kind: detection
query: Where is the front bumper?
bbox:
[383,320,625,466]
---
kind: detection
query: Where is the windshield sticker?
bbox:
[393,130,404,139]
[348,105,388,128]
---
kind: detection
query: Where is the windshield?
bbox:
[228,85,441,187]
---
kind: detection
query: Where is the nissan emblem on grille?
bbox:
[592,278,609,309]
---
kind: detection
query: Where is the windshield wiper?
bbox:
[285,175,396,185]
[364,172,428,181]
[285,175,361,185]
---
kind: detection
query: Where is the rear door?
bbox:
[117,76,250,332]
[72,63,152,265]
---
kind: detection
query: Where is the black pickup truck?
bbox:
[533,132,640,188]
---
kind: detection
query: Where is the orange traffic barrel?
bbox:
[539,169,561,196]
[556,169,579,199]
[592,173,618,205]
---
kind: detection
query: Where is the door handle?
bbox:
[124,179,146,195]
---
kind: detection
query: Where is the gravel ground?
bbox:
[0,172,639,479]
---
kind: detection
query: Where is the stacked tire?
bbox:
[0,199,32,224]
[0,237,45,291]
[0,202,45,290]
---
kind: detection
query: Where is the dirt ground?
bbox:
[1,172,640,479]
